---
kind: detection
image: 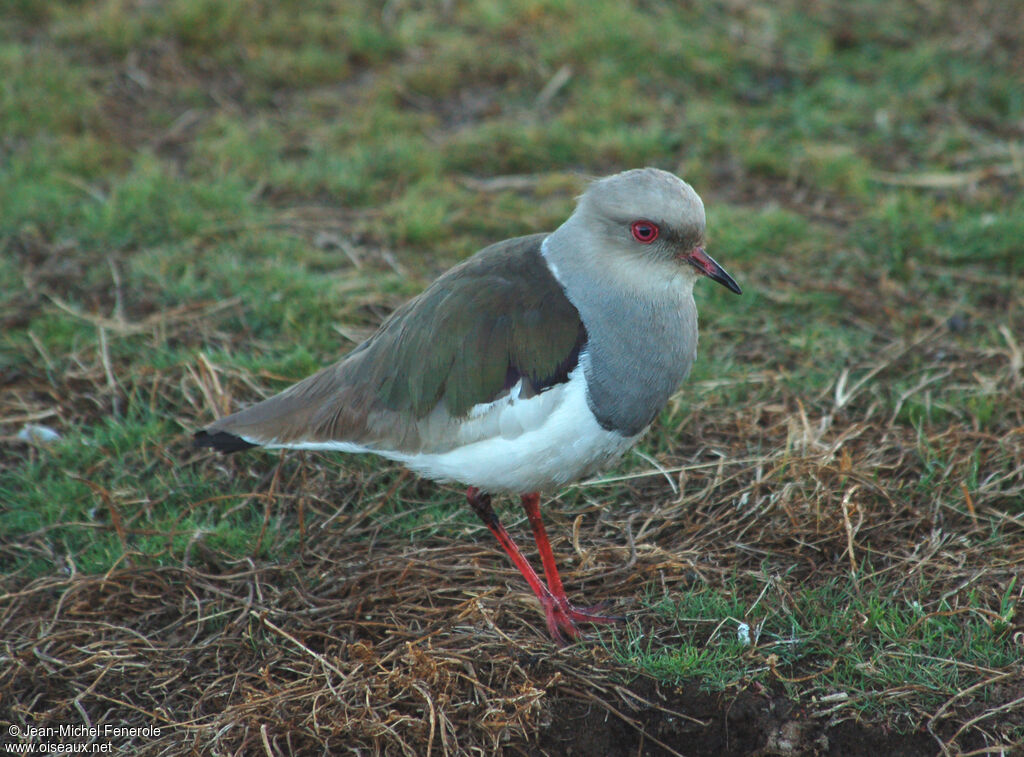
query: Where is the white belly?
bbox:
[253,360,642,493]
[389,364,640,492]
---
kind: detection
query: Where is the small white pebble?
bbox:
[17,424,61,444]
[737,622,751,646]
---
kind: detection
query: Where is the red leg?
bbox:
[466,487,581,643]
[520,492,624,627]
[520,492,567,598]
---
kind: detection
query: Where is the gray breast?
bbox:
[578,288,697,435]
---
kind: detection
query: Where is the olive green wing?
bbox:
[199,233,587,454]
[366,233,586,418]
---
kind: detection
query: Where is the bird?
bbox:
[195,167,741,643]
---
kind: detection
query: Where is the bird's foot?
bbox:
[541,596,626,645]
[561,599,626,625]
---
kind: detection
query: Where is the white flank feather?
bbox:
[249,358,640,493]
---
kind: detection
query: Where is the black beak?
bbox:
[686,247,742,294]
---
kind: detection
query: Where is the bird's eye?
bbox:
[630,220,659,244]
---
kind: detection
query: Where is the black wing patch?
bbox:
[194,429,257,454]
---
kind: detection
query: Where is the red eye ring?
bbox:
[630,220,659,244]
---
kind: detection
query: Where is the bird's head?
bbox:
[569,167,741,295]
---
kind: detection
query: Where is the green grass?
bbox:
[2,0,1022,747]
[0,409,301,576]
[614,573,1018,720]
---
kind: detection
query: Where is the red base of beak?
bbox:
[686,248,742,294]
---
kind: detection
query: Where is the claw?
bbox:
[541,595,626,645]
[562,601,626,625]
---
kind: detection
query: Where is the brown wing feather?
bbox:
[197,233,586,454]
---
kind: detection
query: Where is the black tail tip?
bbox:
[194,429,257,454]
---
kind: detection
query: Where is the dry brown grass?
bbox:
[3,313,1023,755]
[3,1,1023,753]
